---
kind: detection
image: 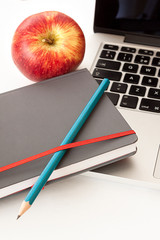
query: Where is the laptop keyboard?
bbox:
[91,43,160,113]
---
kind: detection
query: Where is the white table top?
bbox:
[1,1,160,239]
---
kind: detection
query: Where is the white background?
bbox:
[1,0,160,239]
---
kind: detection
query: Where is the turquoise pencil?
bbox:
[17,78,110,219]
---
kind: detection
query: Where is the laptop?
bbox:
[89,0,160,186]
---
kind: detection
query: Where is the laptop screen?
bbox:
[94,0,160,38]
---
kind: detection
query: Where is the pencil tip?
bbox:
[16,215,20,220]
[17,200,31,219]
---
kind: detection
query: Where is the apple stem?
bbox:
[42,38,54,45]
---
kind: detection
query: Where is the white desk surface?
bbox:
[1,1,160,239]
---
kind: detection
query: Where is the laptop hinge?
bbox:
[124,34,160,47]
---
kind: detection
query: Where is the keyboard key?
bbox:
[138,49,154,56]
[140,98,160,113]
[121,46,136,53]
[148,88,160,99]
[106,92,119,105]
[120,95,138,109]
[123,73,140,84]
[142,76,158,87]
[129,85,146,96]
[134,55,150,65]
[100,50,116,59]
[152,57,160,66]
[117,52,133,62]
[156,52,160,57]
[96,59,121,70]
[122,63,138,73]
[92,68,122,81]
[140,66,156,76]
[95,79,102,85]
[104,44,119,50]
[110,82,128,93]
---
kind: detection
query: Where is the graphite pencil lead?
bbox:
[16,215,20,220]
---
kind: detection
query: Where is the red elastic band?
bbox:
[0,130,135,173]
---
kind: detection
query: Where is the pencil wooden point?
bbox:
[17,200,31,218]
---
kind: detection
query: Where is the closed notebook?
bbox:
[0,68,137,198]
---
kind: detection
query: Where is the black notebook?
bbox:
[0,69,137,198]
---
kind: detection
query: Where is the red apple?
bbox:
[11,11,85,81]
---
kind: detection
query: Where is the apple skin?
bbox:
[11,11,85,81]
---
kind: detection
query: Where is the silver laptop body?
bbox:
[88,0,160,186]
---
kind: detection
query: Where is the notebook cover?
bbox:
[0,69,137,189]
